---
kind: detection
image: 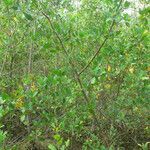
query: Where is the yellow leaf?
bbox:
[147,66,150,72]
[125,52,129,57]
[107,77,111,81]
[15,100,23,109]
[96,92,101,99]
[13,17,18,22]
[107,65,111,72]
[88,115,92,119]
[105,84,111,89]
[31,82,36,91]
[134,107,138,111]
[129,67,134,74]
[15,96,24,109]
[145,126,149,130]
[143,30,149,36]
[82,49,87,52]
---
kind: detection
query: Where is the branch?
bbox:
[41,0,123,124]
[41,12,67,55]
[42,11,89,99]
[78,0,123,75]
[41,11,78,71]
[41,10,102,126]
[78,20,115,75]
[0,53,7,77]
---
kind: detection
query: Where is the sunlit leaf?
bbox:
[48,144,57,150]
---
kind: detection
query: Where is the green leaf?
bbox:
[124,1,131,8]
[141,76,149,81]
[44,43,51,49]
[24,12,33,21]
[3,0,13,5]
[60,145,65,150]
[33,91,38,97]
[0,96,5,105]
[53,134,61,141]
[48,144,57,150]
[91,77,96,84]
[100,145,107,150]
[0,130,7,146]
[65,139,70,147]
[12,4,19,10]
[20,115,25,122]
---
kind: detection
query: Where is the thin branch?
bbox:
[41,0,123,125]
[78,20,115,75]
[41,12,67,54]
[41,11,91,103]
[78,0,123,75]
[41,10,101,126]
[0,53,7,77]
[41,11,77,70]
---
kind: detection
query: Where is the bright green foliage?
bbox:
[0,0,149,149]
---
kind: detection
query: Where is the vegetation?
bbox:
[0,0,149,149]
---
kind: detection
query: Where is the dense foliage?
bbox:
[0,0,149,149]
